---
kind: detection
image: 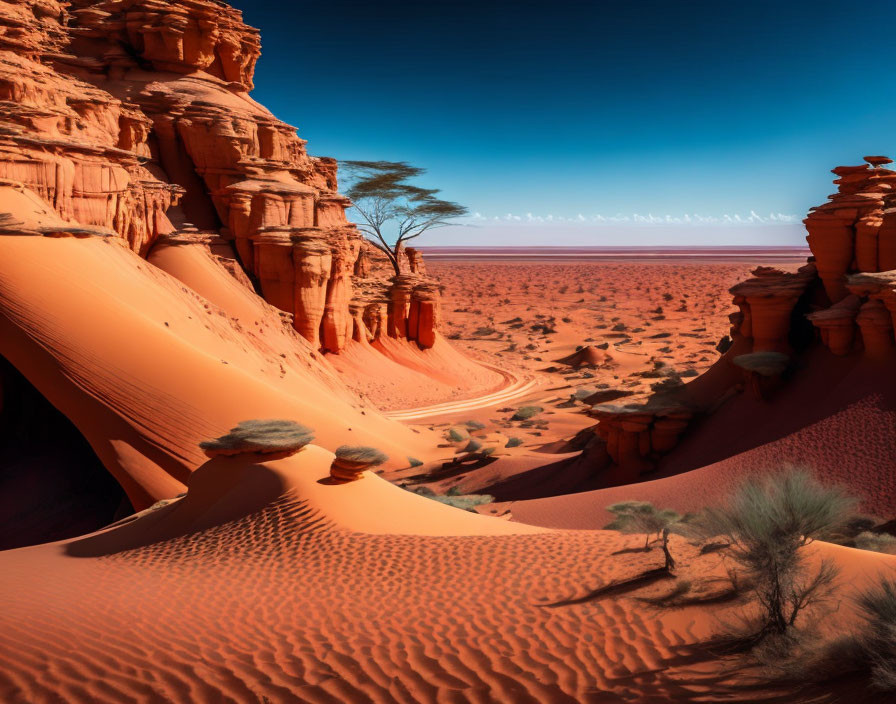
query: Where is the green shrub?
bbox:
[408,486,495,512]
[505,437,523,448]
[695,468,855,640]
[447,427,470,442]
[462,439,482,454]
[464,420,486,431]
[606,500,682,570]
[855,578,896,691]
[334,445,389,467]
[512,405,544,421]
[200,419,314,455]
[854,531,896,554]
[407,456,423,467]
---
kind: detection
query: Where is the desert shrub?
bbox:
[854,578,896,691]
[199,419,314,455]
[433,493,494,511]
[505,437,523,448]
[334,445,389,467]
[407,456,423,467]
[410,486,495,512]
[820,514,879,546]
[854,531,896,554]
[479,446,497,457]
[512,405,544,421]
[606,501,682,570]
[462,439,482,453]
[695,468,855,641]
[447,427,470,442]
[464,420,486,431]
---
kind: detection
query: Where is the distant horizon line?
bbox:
[417,245,811,261]
[419,245,810,251]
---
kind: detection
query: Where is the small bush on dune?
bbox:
[464,420,486,431]
[606,501,682,570]
[854,531,896,554]
[512,405,544,421]
[407,456,423,467]
[695,468,855,641]
[408,486,495,512]
[199,419,314,456]
[447,427,470,442]
[505,437,523,448]
[431,492,495,512]
[854,578,896,691]
[462,439,482,454]
[334,445,389,467]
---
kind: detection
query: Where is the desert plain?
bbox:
[1,1,896,703]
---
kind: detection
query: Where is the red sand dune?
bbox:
[0,235,436,510]
[2,447,893,703]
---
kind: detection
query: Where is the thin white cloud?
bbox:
[469,211,800,226]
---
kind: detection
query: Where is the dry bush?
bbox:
[606,501,682,570]
[334,445,389,467]
[694,468,855,641]
[200,419,314,456]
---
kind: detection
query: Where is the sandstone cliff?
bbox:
[0,0,502,546]
[0,0,445,353]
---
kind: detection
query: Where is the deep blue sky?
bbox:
[232,0,896,245]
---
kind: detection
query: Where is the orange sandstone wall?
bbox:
[0,0,441,351]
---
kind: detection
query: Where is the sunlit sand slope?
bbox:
[0,236,435,510]
[0,446,891,703]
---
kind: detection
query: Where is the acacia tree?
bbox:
[341,160,468,276]
[605,500,682,570]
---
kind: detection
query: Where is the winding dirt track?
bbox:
[384,366,538,421]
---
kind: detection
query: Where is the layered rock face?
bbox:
[0,0,442,351]
[587,156,896,478]
[803,157,896,360]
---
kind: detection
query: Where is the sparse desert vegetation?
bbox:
[199,419,315,456]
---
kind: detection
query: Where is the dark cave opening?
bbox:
[0,355,134,551]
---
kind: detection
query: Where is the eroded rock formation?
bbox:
[586,155,896,479]
[0,0,442,352]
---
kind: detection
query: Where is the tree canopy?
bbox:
[341,160,468,275]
